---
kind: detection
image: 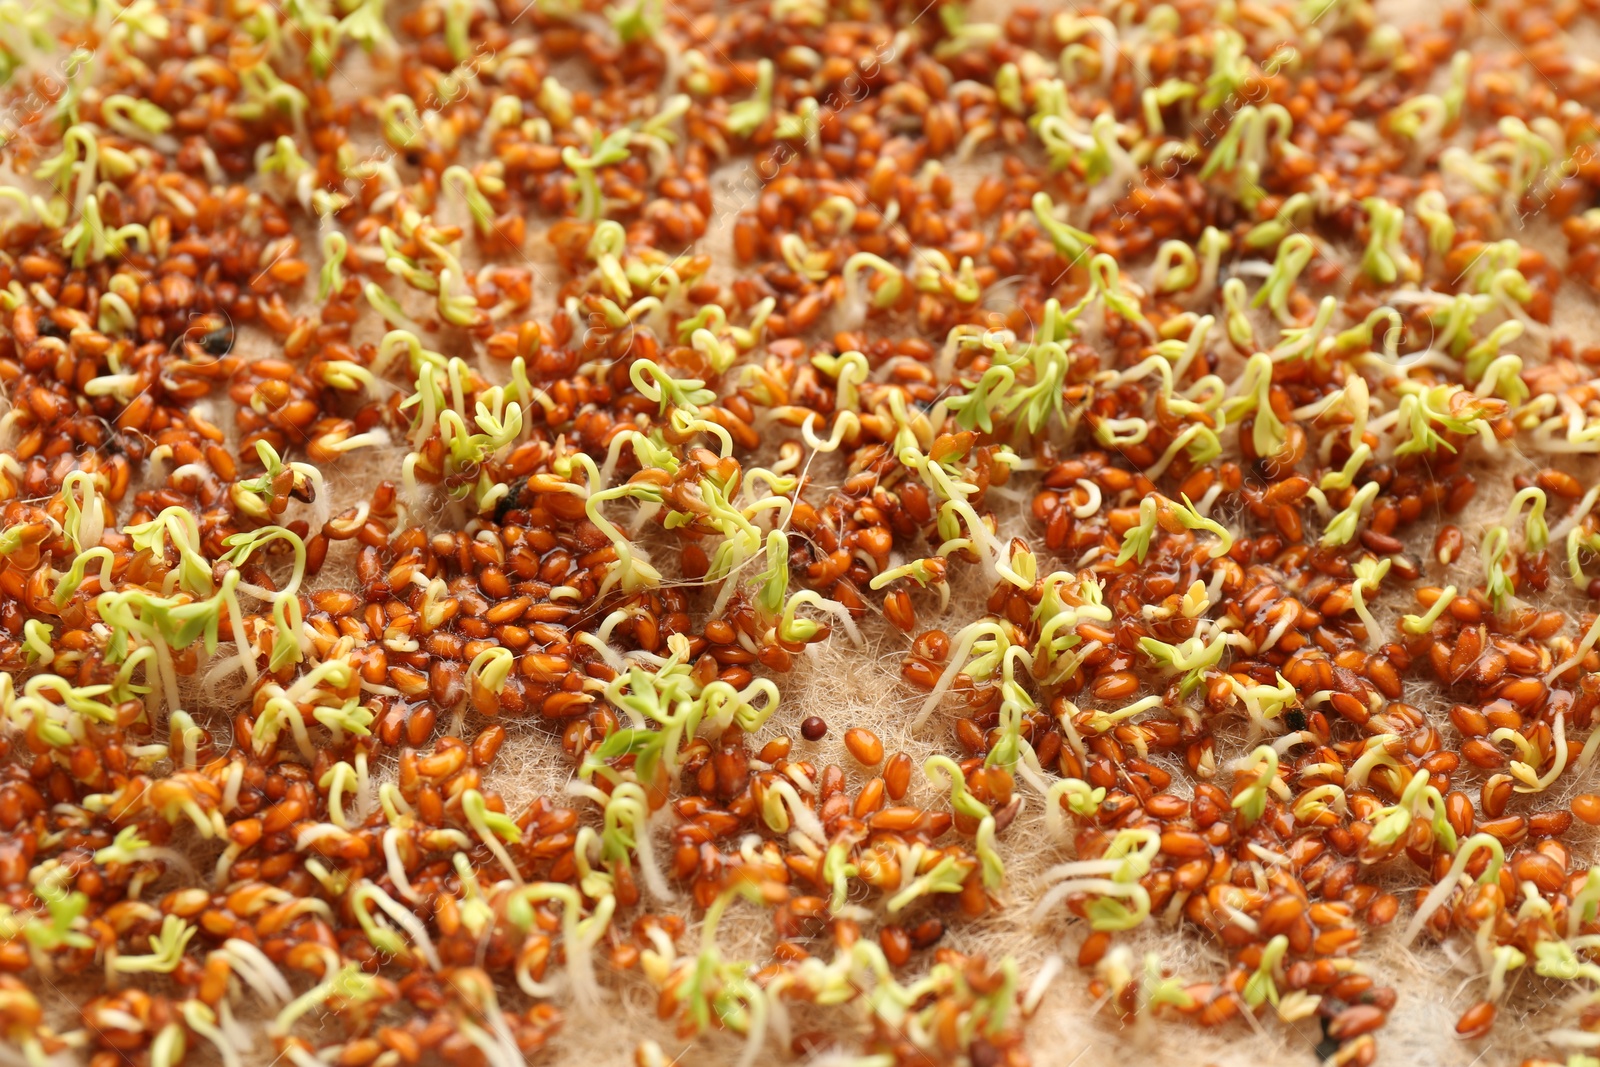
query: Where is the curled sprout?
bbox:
[1404,834,1505,944]
[1360,197,1418,285]
[1031,192,1096,264]
[1349,556,1391,650]
[1482,524,1514,613]
[506,883,614,1009]
[1045,778,1105,837]
[1253,234,1314,323]
[1222,353,1288,459]
[1034,828,1158,931]
[1506,486,1549,553]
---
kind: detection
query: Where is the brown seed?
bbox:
[1529,810,1573,838]
[1515,852,1566,893]
[1328,975,1373,1002]
[1573,794,1600,825]
[1359,529,1403,555]
[909,918,944,949]
[1449,704,1489,737]
[1078,931,1112,968]
[1500,678,1546,709]
[1461,738,1506,769]
[1091,671,1139,701]
[1198,992,1240,1027]
[883,589,916,632]
[843,728,884,766]
[1366,987,1398,1013]
[879,924,912,967]
[1328,1005,1387,1040]
[1446,792,1476,838]
[1366,657,1401,699]
[1159,829,1210,859]
[1537,468,1583,498]
[1482,774,1514,818]
[1365,894,1399,926]
[1258,895,1305,935]
[852,778,886,818]
[801,717,828,742]
[471,724,507,766]
[1455,999,1496,1038]
[1145,794,1189,820]
[883,753,912,799]
[911,630,951,662]
[1477,815,1528,846]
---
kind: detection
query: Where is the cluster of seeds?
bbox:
[16,0,1600,1064]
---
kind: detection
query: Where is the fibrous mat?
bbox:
[5,0,1600,1066]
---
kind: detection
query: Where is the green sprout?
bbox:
[1402,585,1457,635]
[1144,629,1234,697]
[347,881,439,968]
[1482,524,1514,613]
[1349,556,1391,649]
[1245,193,1313,249]
[1569,866,1600,938]
[1221,353,1287,460]
[1031,192,1096,264]
[1403,833,1505,944]
[462,788,523,884]
[886,852,976,913]
[112,915,195,973]
[1320,481,1379,548]
[934,1,1000,58]
[24,890,94,952]
[1360,197,1417,284]
[21,620,52,666]
[1230,746,1280,825]
[1116,496,1161,566]
[629,358,716,414]
[561,128,632,220]
[94,826,152,867]
[1116,494,1232,566]
[1506,486,1549,553]
[1243,935,1288,1009]
[443,165,496,234]
[1366,770,1454,854]
[1033,828,1158,931]
[1392,382,1500,457]
[1253,234,1314,323]
[62,195,149,267]
[1414,189,1456,255]
[727,60,775,136]
[237,60,310,136]
[506,882,614,1008]
[318,231,348,302]
[101,94,174,144]
[1152,239,1198,292]
[1141,78,1199,137]
[1045,778,1106,836]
